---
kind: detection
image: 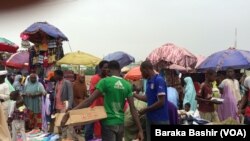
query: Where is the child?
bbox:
[178,103,194,124]
[8,90,27,141]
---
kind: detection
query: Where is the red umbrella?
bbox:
[124,66,142,81]
[5,51,29,69]
[0,37,19,53]
[147,43,197,69]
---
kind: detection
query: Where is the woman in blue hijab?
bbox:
[183,77,197,111]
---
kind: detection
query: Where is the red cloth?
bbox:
[194,82,200,95]
[90,74,104,107]
[124,100,129,112]
[89,74,103,138]
[245,91,250,117]
[27,110,42,129]
[197,83,215,112]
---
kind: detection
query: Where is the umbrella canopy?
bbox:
[147,43,197,69]
[6,51,29,69]
[0,37,19,53]
[21,22,68,43]
[195,55,206,69]
[197,48,250,71]
[103,51,135,68]
[57,51,101,66]
[168,64,192,72]
[124,66,142,81]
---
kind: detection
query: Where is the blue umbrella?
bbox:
[103,51,135,68]
[197,48,250,71]
[21,22,68,43]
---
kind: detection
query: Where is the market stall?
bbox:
[20,22,68,78]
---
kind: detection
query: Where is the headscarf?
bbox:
[13,75,22,91]
[24,73,45,113]
[167,87,179,108]
[183,77,197,111]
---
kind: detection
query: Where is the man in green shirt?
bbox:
[61,61,143,141]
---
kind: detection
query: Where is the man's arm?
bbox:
[67,81,74,110]
[196,97,211,102]
[61,88,102,126]
[140,95,165,115]
[73,89,102,110]
[133,92,147,102]
[0,85,10,100]
[127,96,144,140]
[238,94,248,114]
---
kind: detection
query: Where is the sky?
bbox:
[0,0,250,61]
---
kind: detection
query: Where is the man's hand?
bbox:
[7,117,12,124]
[237,109,244,115]
[137,130,144,141]
[138,108,147,117]
[61,112,70,127]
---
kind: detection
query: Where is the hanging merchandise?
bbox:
[48,40,57,48]
[21,40,31,48]
[43,52,49,67]
[21,22,68,80]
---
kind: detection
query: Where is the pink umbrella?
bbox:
[5,51,29,69]
[168,64,192,72]
[147,43,197,69]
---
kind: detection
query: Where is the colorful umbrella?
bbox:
[124,66,142,81]
[197,48,250,71]
[103,51,135,68]
[0,37,19,53]
[6,51,29,69]
[21,22,68,43]
[147,43,197,69]
[57,51,101,66]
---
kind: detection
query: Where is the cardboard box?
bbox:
[55,106,107,127]
[54,113,66,127]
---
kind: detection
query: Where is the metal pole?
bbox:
[234,28,237,48]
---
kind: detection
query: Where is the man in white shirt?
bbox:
[0,70,10,120]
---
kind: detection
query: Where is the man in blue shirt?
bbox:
[134,61,169,141]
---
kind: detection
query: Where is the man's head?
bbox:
[108,61,120,74]
[54,70,64,81]
[0,70,8,84]
[184,103,191,112]
[140,61,154,79]
[226,68,235,79]
[78,74,85,83]
[10,90,20,101]
[205,69,216,82]
[30,73,37,83]
[99,60,109,77]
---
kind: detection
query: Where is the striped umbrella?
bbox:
[147,43,197,69]
[6,51,29,69]
[0,37,19,53]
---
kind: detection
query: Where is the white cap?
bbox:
[0,70,8,76]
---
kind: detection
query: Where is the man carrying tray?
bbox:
[196,69,220,122]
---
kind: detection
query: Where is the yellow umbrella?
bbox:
[57,51,101,67]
